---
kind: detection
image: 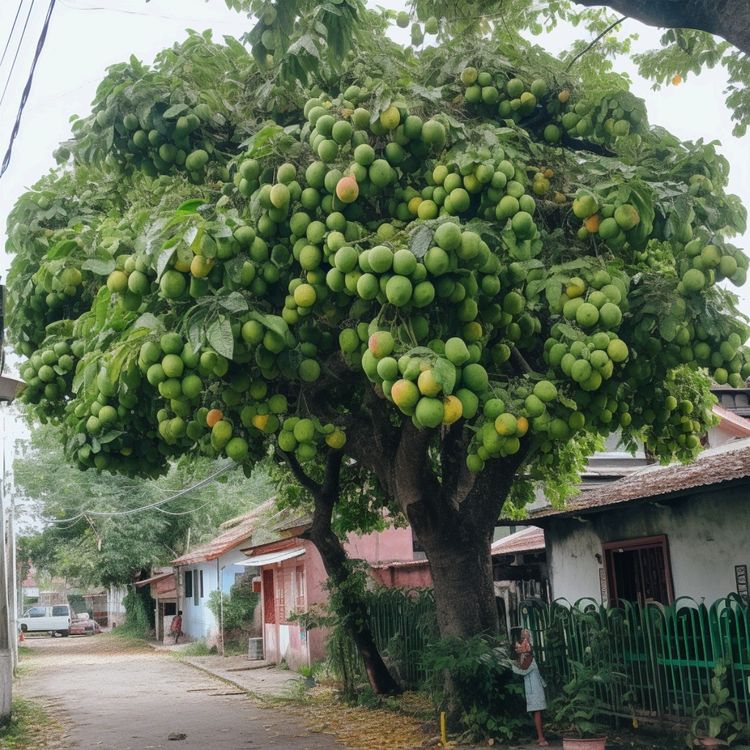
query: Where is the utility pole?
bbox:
[0,303,24,722]
[0,418,11,725]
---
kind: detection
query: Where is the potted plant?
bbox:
[686,660,749,749]
[550,657,625,750]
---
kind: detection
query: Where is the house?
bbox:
[238,515,426,669]
[509,437,750,606]
[171,500,275,642]
[134,568,178,641]
[490,526,547,634]
[82,585,127,627]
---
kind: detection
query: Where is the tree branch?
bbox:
[511,346,534,374]
[439,421,471,510]
[461,444,530,531]
[561,133,616,157]
[566,15,627,71]
[574,0,750,56]
[276,448,322,496]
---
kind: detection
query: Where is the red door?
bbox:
[262,569,275,624]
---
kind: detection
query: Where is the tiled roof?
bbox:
[491,526,545,555]
[370,558,430,570]
[522,437,750,522]
[171,498,276,565]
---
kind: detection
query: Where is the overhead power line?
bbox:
[44,460,235,525]
[0,0,37,110]
[0,0,55,181]
[0,1,24,71]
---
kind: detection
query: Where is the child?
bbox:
[170,610,183,644]
[512,628,548,747]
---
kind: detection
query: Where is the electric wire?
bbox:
[0,0,54,180]
[0,0,36,111]
[57,0,241,25]
[0,0,24,71]
[43,460,235,525]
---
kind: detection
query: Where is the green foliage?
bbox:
[206,576,260,632]
[422,634,527,741]
[15,422,273,587]
[549,627,628,739]
[121,586,152,638]
[686,660,750,748]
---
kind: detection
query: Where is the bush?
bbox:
[120,586,151,638]
[422,634,528,742]
[206,575,259,640]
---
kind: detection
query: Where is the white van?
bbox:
[19,604,72,636]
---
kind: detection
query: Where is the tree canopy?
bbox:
[6,0,750,696]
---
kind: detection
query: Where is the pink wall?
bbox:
[344,525,416,564]
[371,562,433,589]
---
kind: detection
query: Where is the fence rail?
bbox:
[521,595,750,725]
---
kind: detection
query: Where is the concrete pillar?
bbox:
[0,650,11,725]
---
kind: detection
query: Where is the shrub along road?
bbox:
[15,633,342,749]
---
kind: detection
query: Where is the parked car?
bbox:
[69,614,102,636]
[18,604,72,636]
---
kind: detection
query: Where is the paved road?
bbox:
[18,634,342,750]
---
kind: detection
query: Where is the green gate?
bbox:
[521,595,750,724]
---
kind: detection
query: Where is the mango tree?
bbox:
[7,10,750,698]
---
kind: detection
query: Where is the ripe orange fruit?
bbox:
[672,74,682,86]
[335,175,359,203]
[584,213,601,233]
[206,408,224,427]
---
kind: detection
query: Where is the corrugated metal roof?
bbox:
[171,498,276,565]
[491,526,545,555]
[522,437,750,522]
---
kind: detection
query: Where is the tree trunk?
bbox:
[308,518,402,696]
[424,530,499,639]
[281,448,401,696]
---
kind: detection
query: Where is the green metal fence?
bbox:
[521,595,750,725]
[367,587,438,688]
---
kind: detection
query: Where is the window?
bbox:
[603,535,674,606]
[26,607,45,618]
[184,570,193,599]
[295,566,305,614]
[199,570,204,600]
[52,606,69,617]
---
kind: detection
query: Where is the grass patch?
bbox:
[173,640,214,657]
[0,697,62,749]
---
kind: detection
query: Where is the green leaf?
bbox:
[163,103,189,119]
[432,358,457,395]
[81,258,115,276]
[46,239,78,260]
[218,292,248,314]
[206,316,234,359]
[409,225,433,258]
[131,313,162,332]
[247,311,289,340]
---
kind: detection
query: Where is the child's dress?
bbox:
[512,657,548,712]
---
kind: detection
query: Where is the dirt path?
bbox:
[16,633,342,750]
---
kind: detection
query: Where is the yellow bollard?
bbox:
[440,711,447,746]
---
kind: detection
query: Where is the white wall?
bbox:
[179,547,256,641]
[546,483,750,605]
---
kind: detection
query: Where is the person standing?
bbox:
[170,611,183,644]
[512,628,549,747]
